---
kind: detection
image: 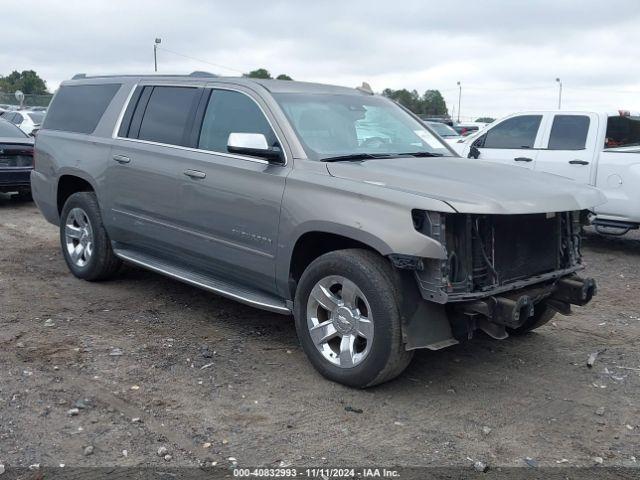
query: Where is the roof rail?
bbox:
[69,72,221,81]
[189,71,218,78]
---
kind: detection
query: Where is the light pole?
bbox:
[154,38,162,72]
[456,81,462,123]
[556,77,562,109]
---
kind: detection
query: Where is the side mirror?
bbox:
[227,133,284,163]
[468,145,481,159]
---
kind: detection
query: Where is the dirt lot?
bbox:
[1,196,639,471]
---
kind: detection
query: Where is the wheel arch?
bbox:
[56,170,98,215]
[280,223,394,299]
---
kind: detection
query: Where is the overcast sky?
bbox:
[3,0,639,119]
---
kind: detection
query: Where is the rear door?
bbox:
[470,114,544,169]
[105,84,204,252]
[534,113,598,184]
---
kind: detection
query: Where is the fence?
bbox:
[0,92,53,108]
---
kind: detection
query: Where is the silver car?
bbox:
[31,73,604,387]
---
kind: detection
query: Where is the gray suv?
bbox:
[32,73,603,387]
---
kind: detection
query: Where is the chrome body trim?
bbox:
[111,82,290,166]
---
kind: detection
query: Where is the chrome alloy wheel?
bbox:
[64,207,94,268]
[306,275,374,368]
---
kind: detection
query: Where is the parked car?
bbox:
[452,110,640,234]
[417,114,453,126]
[2,110,45,136]
[452,122,488,136]
[425,121,463,145]
[32,74,602,387]
[0,118,34,198]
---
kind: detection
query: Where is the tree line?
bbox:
[245,69,450,116]
[0,70,49,95]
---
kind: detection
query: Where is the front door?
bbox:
[471,114,544,170]
[175,87,290,293]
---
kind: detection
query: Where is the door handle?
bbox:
[112,154,131,164]
[569,160,589,165]
[183,169,206,179]
[514,157,533,162]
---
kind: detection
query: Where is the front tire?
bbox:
[294,249,413,388]
[60,192,121,281]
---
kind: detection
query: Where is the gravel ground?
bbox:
[1,195,639,471]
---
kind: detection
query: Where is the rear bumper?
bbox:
[0,167,32,191]
[30,170,60,226]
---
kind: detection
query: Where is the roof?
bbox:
[66,72,366,96]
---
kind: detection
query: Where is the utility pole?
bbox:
[154,38,162,72]
[456,81,462,123]
[556,77,562,109]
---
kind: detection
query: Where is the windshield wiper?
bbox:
[320,153,394,162]
[397,151,445,157]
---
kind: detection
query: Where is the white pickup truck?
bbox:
[451,110,640,234]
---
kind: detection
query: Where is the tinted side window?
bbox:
[198,89,277,153]
[548,115,590,150]
[137,86,200,146]
[43,84,121,134]
[482,115,542,149]
[605,115,640,149]
[12,113,23,125]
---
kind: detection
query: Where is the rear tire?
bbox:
[60,191,121,281]
[507,300,556,335]
[294,249,413,388]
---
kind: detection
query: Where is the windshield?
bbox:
[0,119,27,137]
[27,112,45,124]
[427,122,459,137]
[273,93,453,160]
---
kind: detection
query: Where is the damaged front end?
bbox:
[396,210,596,348]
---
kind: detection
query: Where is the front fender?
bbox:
[275,170,451,298]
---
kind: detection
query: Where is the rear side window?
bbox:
[548,115,590,150]
[198,89,277,153]
[43,84,121,134]
[480,115,542,149]
[605,115,640,149]
[136,86,200,146]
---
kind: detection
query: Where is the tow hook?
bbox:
[462,295,535,330]
[550,276,596,306]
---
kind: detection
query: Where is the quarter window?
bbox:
[137,86,200,146]
[43,84,121,134]
[481,115,542,149]
[198,89,277,153]
[548,115,590,150]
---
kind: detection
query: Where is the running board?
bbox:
[113,248,291,315]
[593,219,639,234]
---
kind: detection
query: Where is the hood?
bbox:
[326,156,606,214]
[0,137,34,146]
